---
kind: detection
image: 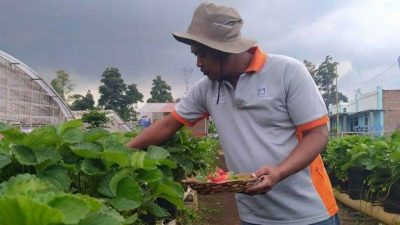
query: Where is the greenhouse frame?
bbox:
[0,50,74,130]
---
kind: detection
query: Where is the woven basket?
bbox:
[181,174,260,194]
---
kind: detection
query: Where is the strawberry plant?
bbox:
[0,120,221,224]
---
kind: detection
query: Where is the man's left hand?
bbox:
[243,165,283,195]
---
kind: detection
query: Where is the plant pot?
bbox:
[328,172,339,188]
[139,214,156,225]
[383,182,400,214]
[156,198,177,219]
[348,167,371,200]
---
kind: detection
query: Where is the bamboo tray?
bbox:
[181,174,260,194]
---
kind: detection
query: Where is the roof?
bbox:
[139,103,176,113]
[0,49,74,120]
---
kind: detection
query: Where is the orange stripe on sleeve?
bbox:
[310,155,339,216]
[171,110,209,127]
[171,111,194,127]
[297,115,329,132]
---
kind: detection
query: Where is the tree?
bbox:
[69,90,95,110]
[50,70,73,100]
[98,67,143,121]
[304,56,348,108]
[81,110,109,128]
[125,84,144,121]
[147,75,173,103]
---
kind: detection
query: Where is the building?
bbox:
[0,50,73,131]
[328,86,400,135]
[139,103,208,137]
[72,110,131,132]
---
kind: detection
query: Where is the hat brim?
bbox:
[172,32,256,54]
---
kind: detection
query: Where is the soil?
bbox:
[189,152,241,225]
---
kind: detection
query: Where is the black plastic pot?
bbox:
[139,214,156,225]
[328,172,339,188]
[155,197,177,220]
[383,182,400,214]
[348,167,371,200]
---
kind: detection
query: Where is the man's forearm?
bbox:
[276,125,329,182]
[127,114,183,149]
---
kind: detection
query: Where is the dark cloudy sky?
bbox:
[1,0,399,106]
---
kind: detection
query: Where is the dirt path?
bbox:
[193,152,241,225]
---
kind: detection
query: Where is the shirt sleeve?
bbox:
[173,78,210,127]
[285,59,328,130]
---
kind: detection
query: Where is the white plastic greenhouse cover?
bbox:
[0,51,74,126]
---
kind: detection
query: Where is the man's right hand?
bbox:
[126,113,183,149]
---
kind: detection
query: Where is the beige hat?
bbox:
[172,2,256,54]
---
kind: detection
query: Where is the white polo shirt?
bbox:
[172,47,338,224]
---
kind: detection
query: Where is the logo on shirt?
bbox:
[258,87,267,97]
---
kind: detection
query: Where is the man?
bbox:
[128,2,339,225]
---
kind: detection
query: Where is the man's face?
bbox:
[191,44,223,81]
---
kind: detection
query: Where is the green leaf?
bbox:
[157,159,177,169]
[71,143,103,159]
[108,197,141,211]
[98,170,136,198]
[98,173,114,198]
[147,202,170,217]
[0,128,27,144]
[0,196,64,225]
[142,157,158,170]
[76,194,103,212]
[0,197,24,225]
[116,177,143,201]
[157,194,184,209]
[57,119,83,135]
[38,165,71,191]
[131,151,146,168]
[48,194,90,224]
[60,144,80,163]
[147,145,170,161]
[155,183,181,198]
[124,214,138,224]
[0,153,11,169]
[62,127,83,144]
[11,145,61,167]
[110,169,132,196]
[11,144,37,165]
[35,147,62,170]
[81,159,106,176]
[102,151,130,167]
[155,181,184,209]
[23,126,59,147]
[99,206,125,222]
[137,169,163,183]
[83,128,110,143]
[77,212,122,225]
[176,156,193,173]
[0,174,55,196]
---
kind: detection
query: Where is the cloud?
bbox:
[0,0,399,105]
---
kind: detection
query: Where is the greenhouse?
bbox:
[0,50,73,130]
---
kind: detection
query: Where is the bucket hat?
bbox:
[172,2,256,54]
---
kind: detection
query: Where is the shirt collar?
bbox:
[244,46,267,74]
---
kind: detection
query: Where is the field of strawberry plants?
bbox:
[324,133,400,214]
[0,120,220,225]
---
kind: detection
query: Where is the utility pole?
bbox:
[181,67,193,94]
[335,65,339,137]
